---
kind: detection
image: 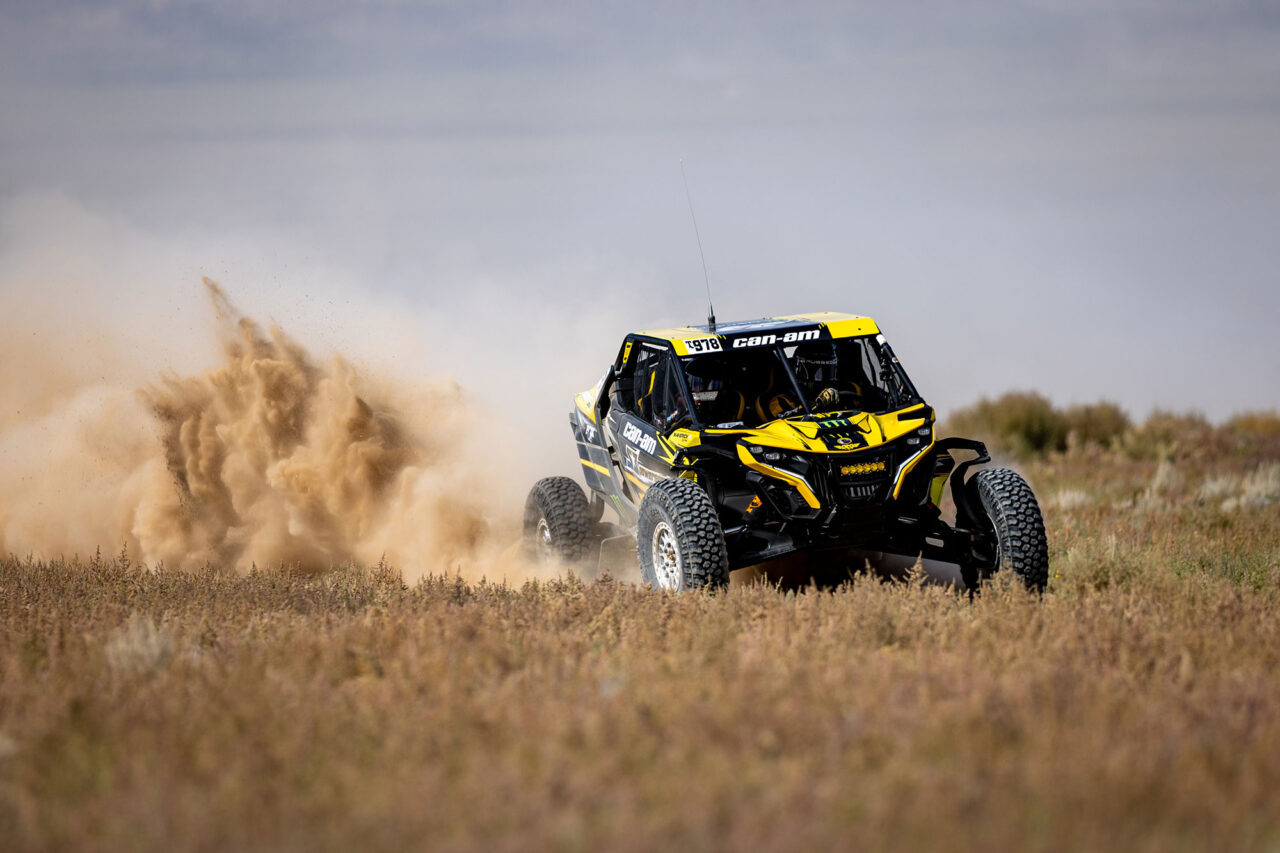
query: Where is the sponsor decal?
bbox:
[622,421,658,454]
[577,412,598,443]
[730,329,820,348]
[635,462,665,485]
[819,418,851,429]
[622,447,662,485]
[826,432,867,449]
[841,460,886,476]
[684,336,723,354]
[669,429,699,447]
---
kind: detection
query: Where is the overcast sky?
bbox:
[2,0,1278,428]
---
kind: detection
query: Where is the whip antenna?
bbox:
[680,159,716,333]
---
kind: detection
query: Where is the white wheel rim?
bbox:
[651,521,683,590]
[536,517,554,560]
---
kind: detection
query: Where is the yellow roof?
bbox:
[639,312,880,356]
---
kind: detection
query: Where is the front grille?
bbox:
[843,481,884,500]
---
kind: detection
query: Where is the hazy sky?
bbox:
[2,0,1278,425]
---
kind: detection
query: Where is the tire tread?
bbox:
[524,476,594,562]
[637,479,729,590]
[972,467,1049,590]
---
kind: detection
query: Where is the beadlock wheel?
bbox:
[636,478,729,591]
[536,518,553,559]
[650,520,683,591]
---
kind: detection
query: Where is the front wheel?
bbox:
[636,479,729,591]
[967,467,1049,591]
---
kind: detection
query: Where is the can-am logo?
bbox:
[730,329,820,348]
[622,421,658,454]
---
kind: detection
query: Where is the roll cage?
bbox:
[603,332,924,433]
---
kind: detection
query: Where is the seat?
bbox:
[752,369,797,424]
[698,389,745,426]
[634,367,656,420]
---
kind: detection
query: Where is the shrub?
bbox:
[1118,410,1216,461]
[1225,411,1280,437]
[1223,411,1280,461]
[944,391,1066,457]
[1062,402,1130,450]
[944,393,1277,463]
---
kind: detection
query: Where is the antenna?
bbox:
[680,159,716,333]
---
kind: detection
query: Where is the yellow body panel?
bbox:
[639,312,881,353]
[574,390,597,422]
[737,444,821,508]
[706,404,929,454]
[929,471,949,505]
[722,405,935,503]
[773,312,880,338]
[668,429,701,448]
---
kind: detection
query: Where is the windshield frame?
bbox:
[675,333,922,429]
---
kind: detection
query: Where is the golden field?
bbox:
[2,409,1279,852]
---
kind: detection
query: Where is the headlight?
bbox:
[737,445,820,509]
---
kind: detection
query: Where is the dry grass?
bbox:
[3,447,1280,851]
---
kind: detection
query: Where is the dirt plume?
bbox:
[0,278,536,580]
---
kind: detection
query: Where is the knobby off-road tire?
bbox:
[971,467,1049,591]
[524,477,595,563]
[636,478,729,592]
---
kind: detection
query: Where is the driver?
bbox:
[684,357,744,425]
[793,342,864,412]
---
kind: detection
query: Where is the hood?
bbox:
[669,403,933,453]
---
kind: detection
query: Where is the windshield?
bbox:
[784,336,919,415]
[679,347,802,428]
[678,334,920,427]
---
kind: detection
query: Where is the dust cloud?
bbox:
[0,278,550,581]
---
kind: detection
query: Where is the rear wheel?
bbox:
[523,477,594,563]
[968,467,1049,590]
[636,479,729,591]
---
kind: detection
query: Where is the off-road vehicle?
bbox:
[524,312,1048,591]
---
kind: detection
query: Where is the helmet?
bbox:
[794,342,839,383]
[684,357,725,394]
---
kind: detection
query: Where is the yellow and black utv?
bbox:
[524,312,1047,591]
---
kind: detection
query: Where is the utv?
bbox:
[524,312,1048,591]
